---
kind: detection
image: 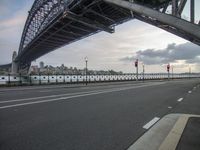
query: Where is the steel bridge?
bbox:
[10,0,200,73]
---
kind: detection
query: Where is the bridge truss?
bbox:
[15,0,199,73]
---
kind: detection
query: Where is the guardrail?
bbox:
[0,73,199,86]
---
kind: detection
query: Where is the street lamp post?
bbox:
[189,66,191,79]
[143,64,145,82]
[135,59,138,81]
[85,57,88,85]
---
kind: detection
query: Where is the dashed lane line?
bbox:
[177,98,183,102]
[143,117,160,130]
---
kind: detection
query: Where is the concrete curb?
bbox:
[127,114,200,150]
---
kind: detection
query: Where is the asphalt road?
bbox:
[0,79,200,150]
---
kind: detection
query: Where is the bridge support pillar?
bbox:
[11,51,19,75]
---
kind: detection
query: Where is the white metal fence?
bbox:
[0,73,199,85]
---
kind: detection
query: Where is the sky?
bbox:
[0,0,200,73]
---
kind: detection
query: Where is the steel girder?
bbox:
[16,0,200,74]
[104,0,200,45]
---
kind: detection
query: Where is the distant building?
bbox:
[39,61,44,69]
[30,65,39,74]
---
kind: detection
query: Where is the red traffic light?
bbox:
[167,64,170,71]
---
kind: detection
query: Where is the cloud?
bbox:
[120,42,200,65]
[0,0,191,73]
[0,0,33,64]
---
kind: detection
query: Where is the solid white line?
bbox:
[0,90,97,104]
[177,98,183,102]
[0,85,156,110]
[39,90,54,93]
[0,82,164,104]
[143,117,160,130]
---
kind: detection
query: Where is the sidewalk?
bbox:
[127,114,200,150]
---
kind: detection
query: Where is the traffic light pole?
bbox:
[136,65,138,81]
[168,70,170,80]
[143,64,145,82]
[85,57,88,85]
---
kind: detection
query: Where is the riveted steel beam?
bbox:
[63,11,115,33]
[104,0,200,45]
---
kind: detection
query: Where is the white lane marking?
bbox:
[168,106,172,109]
[0,90,104,104]
[0,81,165,92]
[0,82,164,104]
[143,117,160,130]
[177,98,183,102]
[188,91,192,94]
[0,83,164,110]
[39,90,55,93]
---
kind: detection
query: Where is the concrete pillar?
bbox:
[11,51,19,75]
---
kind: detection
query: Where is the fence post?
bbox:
[47,73,50,84]
[19,73,22,86]
[63,74,66,83]
[29,74,32,85]
[39,73,41,85]
[56,74,58,84]
[8,73,11,85]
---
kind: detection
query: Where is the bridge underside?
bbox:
[17,1,133,64]
[17,0,171,64]
[15,0,200,74]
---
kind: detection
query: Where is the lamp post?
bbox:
[85,57,88,85]
[135,59,138,81]
[143,64,145,82]
[189,66,191,79]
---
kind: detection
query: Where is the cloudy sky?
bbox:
[0,0,200,73]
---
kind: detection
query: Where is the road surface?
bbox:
[0,79,200,150]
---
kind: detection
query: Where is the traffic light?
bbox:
[135,59,138,67]
[167,64,170,72]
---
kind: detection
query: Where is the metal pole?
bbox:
[39,73,41,85]
[64,73,66,83]
[48,73,50,84]
[19,73,22,85]
[143,64,145,82]
[85,57,88,85]
[172,66,173,80]
[189,67,191,79]
[136,65,138,81]
[168,71,170,80]
[8,73,10,85]
[30,73,32,85]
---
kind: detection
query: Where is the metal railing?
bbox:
[0,73,199,86]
